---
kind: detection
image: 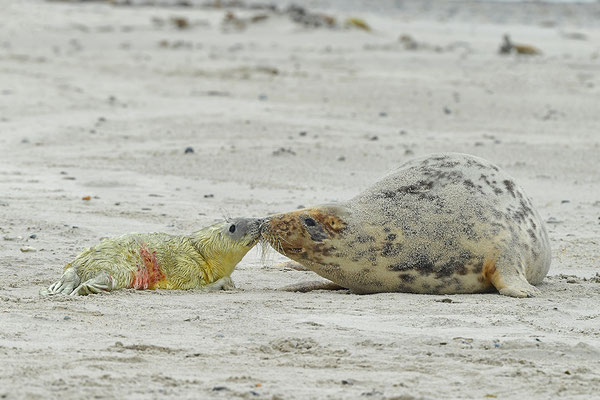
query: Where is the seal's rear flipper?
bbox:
[280,280,346,293]
[71,271,115,296]
[484,258,541,298]
[40,267,81,296]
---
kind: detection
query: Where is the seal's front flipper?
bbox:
[71,271,115,296]
[280,280,346,293]
[498,283,541,298]
[484,259,541,298]
[41,267,81,296]
[203,276,236,292]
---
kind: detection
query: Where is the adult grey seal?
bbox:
[41,218,262,296]
[261,153,551,297]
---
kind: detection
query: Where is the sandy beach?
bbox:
[1,0,599,398]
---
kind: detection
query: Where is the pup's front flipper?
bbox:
[280,280,346,293]
[71,271,116,296]
[40,268,81,296]
[203,276,236,291]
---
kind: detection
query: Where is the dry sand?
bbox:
[1,1,599,399]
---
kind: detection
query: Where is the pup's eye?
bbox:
[304,218,316,227]
[229,224,236,233]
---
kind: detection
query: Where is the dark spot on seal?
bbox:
[434,259,464,278]
[463,179,475,189]
[421,169,464,182]
[397,180,434,195]
[471,261,483,274]
[399,274,415,283]
[503,180,516,197]
[460,221,479,240]
[388,249,474,278]
[455,265,469,276]
[440,160,460,168]
[519,198,533,215]
[386,234,397,241]
[387,254,435,275]
[381,242,403,257]
[355,247,378,262]
[465,158,489,170]
[356,235,376,243]
[492,209,504,219]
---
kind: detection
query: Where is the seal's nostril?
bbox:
[304,217,316,227]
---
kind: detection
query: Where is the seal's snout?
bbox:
[260,212,304,256]
[224,217,265,247]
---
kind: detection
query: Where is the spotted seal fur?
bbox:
[41,218,262,296]
[262,153,551,297]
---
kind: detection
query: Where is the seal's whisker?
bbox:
[219,208,232,222]
[274,234,294,247]
[258,238,273,266]
[266,235,284,257]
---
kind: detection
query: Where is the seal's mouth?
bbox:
[286,247,303,254]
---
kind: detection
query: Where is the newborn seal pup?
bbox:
[262,153,551,297]
[41,218,262,296]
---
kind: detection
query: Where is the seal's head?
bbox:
[261,205,350,269]
[193,217,263,276]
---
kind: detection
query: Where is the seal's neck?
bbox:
[189,227,248,282]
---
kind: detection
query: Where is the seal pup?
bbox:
[262,153,551,297]
[41,218,262,296]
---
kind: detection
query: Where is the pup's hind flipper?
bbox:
[40,267,81,296]
[71,271,115,296]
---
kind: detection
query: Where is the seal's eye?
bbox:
[304,218,316,227]
[229,224,236,233]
